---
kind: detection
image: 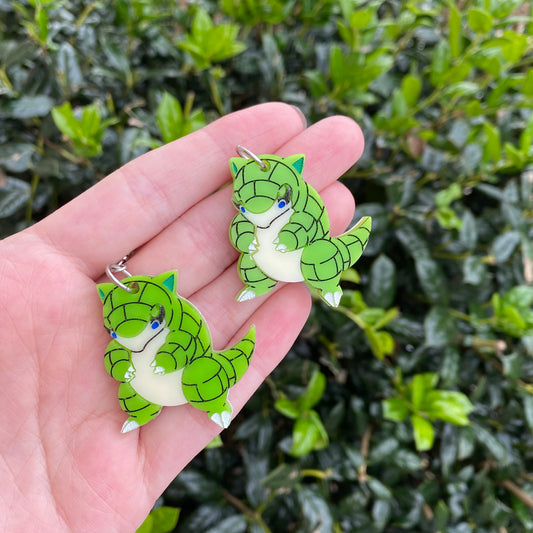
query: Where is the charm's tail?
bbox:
[215,325,255,386]
[332,216,372,268]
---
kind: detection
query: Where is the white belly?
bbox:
[130,329,188,406]
[252,210,304,282]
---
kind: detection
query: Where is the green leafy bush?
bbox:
[1,0,533,531]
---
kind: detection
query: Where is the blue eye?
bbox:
[278,200,286,209]
[240,206,246,213]
[151,321,160,330]
[111,331,117,339]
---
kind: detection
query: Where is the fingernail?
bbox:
[291,105,307,128]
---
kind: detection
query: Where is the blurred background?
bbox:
[1,1,533,531]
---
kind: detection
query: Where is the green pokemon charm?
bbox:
[229,147,372,307]
[98,268,255,433]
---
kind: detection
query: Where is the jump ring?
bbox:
[106,263,134,292]
[236,145,268,171]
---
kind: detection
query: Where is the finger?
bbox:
[111,115,362,295]
[139,282,311,492]
[32,103,307,277]
[277,115,365,187]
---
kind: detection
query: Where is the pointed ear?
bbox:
[154,271,178,294]
[97,283,115,303]
[229,157,248,178]
[285,154,305,174]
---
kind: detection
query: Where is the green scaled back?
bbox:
[97,271,255,432]
[229,152,372,307]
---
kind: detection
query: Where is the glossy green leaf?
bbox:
[297,486,334,532]
[503,285,533,310]
[366,254,396,309]
[136,506,180,533]
[424,306,457,348]
[349,9,372,29]
[203,515,247,533]
[156,92,184,144]
[449,5,462,58]
[459,210,478,251]
[411,415,434,451]
[308,409,329,450]
[435,183,462,208]
[5,95,54,119]
[473,425,511,465]
[415,256,449,306]
[179,8,246,70]
[382,397,409,422]
[409,372,438,411]
[274,398,299,419]
[483,122,501,162]
[367,477,393,500]
[0,177,31,218]
[372,498,391,529]
[523,395,533,433]
[523,69,533,96]
[56,42,83,91]
[490,0,525,18]
[365,327,395,360]
[298,370,326,411]
[430,41,450,86]
[491,230,521,263]
[0,143,35,173]
[262,463,301,490]
[80,105,101,137]
[136,513,153,533]
[424,390,473,426]
[290,415,320,457]
[174,471,222,501]
[51,102,83,141]
[447,120,470,149]
[468,8,493,33]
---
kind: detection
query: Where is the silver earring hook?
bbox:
[236,145,269,171]
[106,252,136,292]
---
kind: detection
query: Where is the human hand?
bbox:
[0,103,364,532]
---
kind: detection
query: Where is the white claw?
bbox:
[153,366,165,375]
[210,413,223,427]
[121,420,140,433]
[248,238,258,253]
[323,291,342,307]
[221,411,232,428]
[237,289,257,302]
[275,243,288,252]
[210,411,232,429]
[124,366,135,382]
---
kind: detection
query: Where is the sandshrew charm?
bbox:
[229,148,372,307]
[98,270,255,433]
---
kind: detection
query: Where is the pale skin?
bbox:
[0,103,364,532]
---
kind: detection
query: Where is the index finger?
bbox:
[32,103,307,278]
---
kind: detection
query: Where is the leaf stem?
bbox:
[207,70,226,116]
[222,490,272,533]
[25,173,39,223]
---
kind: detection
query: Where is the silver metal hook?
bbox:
[236,145,269,171]
[105,252,137,292]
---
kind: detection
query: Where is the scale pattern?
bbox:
[98,271,255,431]
[229,153,372,306]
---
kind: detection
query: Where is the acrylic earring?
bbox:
[97,255,255,433]
[229,146,372,307]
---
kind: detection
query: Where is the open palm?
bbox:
[0,103,364,532]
